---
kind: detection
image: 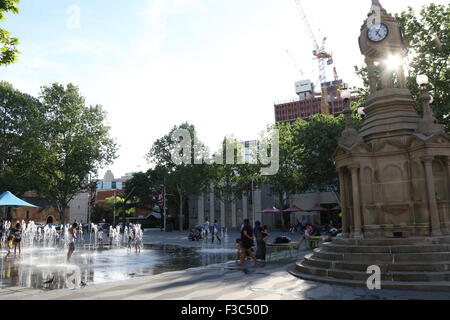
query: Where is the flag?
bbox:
[247,180,253,204]
[158,186,165,206]
[89,188,96,207]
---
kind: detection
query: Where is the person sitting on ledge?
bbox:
[294,224,312,250]
[188,229,195,241]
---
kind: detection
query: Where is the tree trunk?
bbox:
[60,206,67,225]
[179,193,183,231]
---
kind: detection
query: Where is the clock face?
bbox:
[367,23,389,42]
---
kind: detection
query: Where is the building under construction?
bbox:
[274,80,359,123]
[275,0,359,124]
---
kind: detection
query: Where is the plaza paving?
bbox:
[1,229,449,300]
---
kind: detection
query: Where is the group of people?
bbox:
[204,218,221,244]
[0,220,144,263]
[0,220,23,259]
[290,219,342,237]
[236,219,269,267]
[68,223,143,262]
[188,218,222,243]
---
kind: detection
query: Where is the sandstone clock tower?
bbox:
[334,0,450,239]
[291,1,450,291]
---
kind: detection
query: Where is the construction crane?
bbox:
[294,0,334,115]
[286,49,305,79]
[286,50,315,100]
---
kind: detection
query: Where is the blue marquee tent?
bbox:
[0,191,39,208]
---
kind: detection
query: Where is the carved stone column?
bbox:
[423,156,441,236]
[209,183,215,223]
[198,194,204,226]
[397,65,406,88]
[365,58,377,93]
[231,201,237,228]
[220,200,226,229]
[242,195,248,221]
[447,158,450,204]
[350,166,363,238]
[380,61,393,89]
[338,168,349,238]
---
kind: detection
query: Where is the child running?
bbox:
[97,228,104,246]
[13,223,22,258]
[67,223,78,262]
[5,235,13,260]
[127,235,132,251]
[132,227,142,253]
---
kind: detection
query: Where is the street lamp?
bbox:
[341,89,351,101]
[416,74,429,87]
[416,74,434,120]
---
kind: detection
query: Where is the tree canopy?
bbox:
[36,83,118,224]
[145,123,211,230]
[0,82,117,223]
[0,81,44,194]
[0,0,20,66]
[395,4,450,131]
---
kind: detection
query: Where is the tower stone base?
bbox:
[292,0,450,291]
[289,236,450,291]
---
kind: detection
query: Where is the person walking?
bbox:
[204,218,210,243]
[211,219,221,244]
[254,221,266,263]
[67,223,78,262]
[237,219,258,267]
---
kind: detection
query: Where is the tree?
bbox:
[395,4,449,132]
[37,83,118,225]
[0,0,20,66]
[104,196,135,225]
[124,171,156,211]
[284,112,361,204]
[262,123,298,229]
[211,136,261,227]
[293,115,346,193]
[146,123,210,230]
[0,81,44,195]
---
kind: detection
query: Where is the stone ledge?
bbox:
[288,265,450,292]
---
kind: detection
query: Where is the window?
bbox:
[26,211,30,220]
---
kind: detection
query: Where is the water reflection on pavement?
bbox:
[0,244,236,291]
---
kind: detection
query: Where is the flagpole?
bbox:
[252,177,255,226]
[113,192,116,227]
[163,184,166,232]
[88,174,91,234]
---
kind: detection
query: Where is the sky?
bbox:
[1,0,447,179]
